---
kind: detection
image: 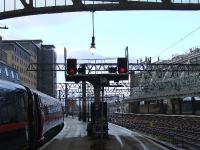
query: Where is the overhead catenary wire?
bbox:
[155,25,200,58]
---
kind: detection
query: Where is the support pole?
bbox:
[178,98,182,114]
[65,83,68,116]
[82,81,87,122]
[58,90,61,101]
[94,84,101,102]
[79,97,82,120]
[159,99,164,114]
[191,97,196,114]
[172,99,176,114]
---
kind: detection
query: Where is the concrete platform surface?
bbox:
[39,117,168,150]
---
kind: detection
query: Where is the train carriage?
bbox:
[0,79,64,150]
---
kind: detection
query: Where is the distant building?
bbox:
[163,47,200,64]
[0,40,42,89]
[0,39,57,97]
[37,44,57,97]
[0,49,7,64]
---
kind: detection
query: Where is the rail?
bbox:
[109,113,200,150]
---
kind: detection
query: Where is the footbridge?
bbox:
[1,0,200,20]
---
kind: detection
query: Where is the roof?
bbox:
[1,39,43,52]
[2,39,42,43]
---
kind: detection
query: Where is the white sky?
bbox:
[1,11,200,61]
[1,8,200,82]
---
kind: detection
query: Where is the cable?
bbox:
[0,22,7,26]
[155,25,200,58]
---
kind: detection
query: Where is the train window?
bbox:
[5,68,9,77]
[0,89,28,125]
[0,90,8,124]
[0,107,9,124]
[16,73,19,80]
[0,96,9,124]
[15,92,28,121]
[11,71,14,79]
[6,101,18,122]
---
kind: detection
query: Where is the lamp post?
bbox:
[89,11,96,54]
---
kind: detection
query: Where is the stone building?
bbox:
[0,39,57,97]
[37,45,57,97]
[0,40,41,89]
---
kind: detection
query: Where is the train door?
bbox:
[25,87,38,149]
[33,93,43,142]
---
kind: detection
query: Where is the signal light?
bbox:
[119,67,126,73]
[69,68,75,75]
[117,58,128,74]
[67,59,77,75]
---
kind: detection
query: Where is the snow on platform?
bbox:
[39,117,168,150]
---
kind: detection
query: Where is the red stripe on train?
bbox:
[0,122,27,133]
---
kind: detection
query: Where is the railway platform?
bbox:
[39,116,168,150]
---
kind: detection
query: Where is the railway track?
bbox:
[109,113,200,150]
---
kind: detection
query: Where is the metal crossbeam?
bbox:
[27,62,200,72]
[1,1,200,19]
[27,63,65,71]
[56,82,130,100]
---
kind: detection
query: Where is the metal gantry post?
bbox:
[87,97,90,122]
[79,97,82,120]
[82,81,87,122]
[58,90,61,101]
[191,97,196,114]
[65,83,68,116]
[94,84,101,102]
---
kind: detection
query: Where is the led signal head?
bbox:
[117,57,128,74]
[67,59,77,75]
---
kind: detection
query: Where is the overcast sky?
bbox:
[1,10,200,61]
[1,3,200,82]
